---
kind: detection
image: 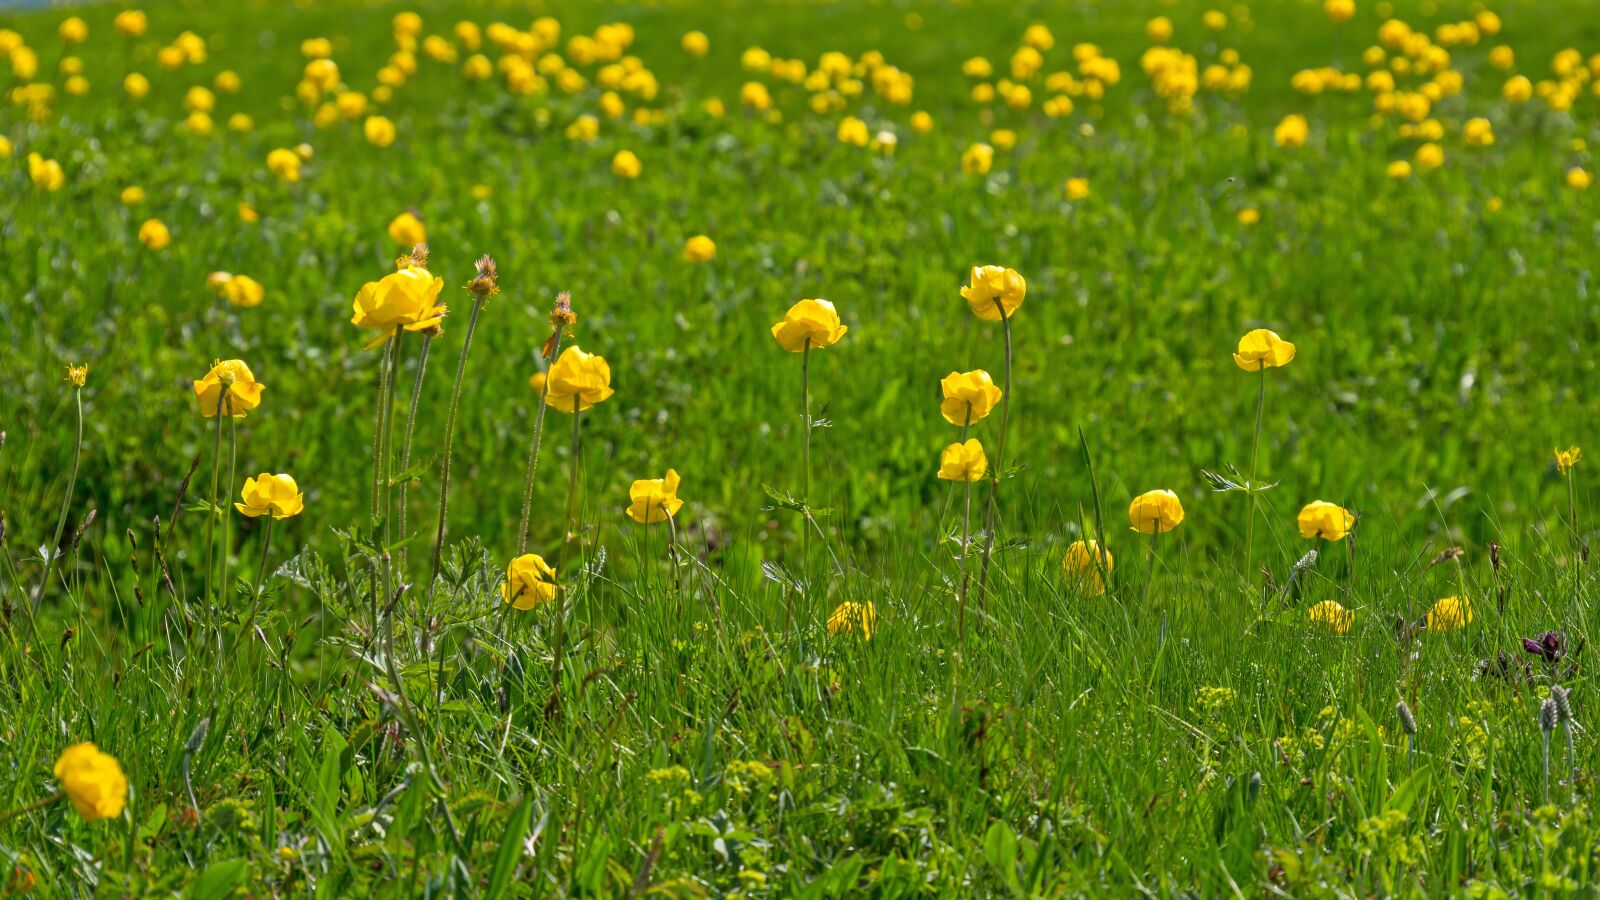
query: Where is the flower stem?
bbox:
[794,338,811,633]
[1243,367,1266,586]
[549,408,583,717]
[430,295,488,586]
[32,389,83,613]
[517,331,562,555]
[221,413,237,605]
[1141,526,1160,609]
[397,333,434,571]
[976,303,1014,609]
[204,390,226,606]
[954,405,973,641]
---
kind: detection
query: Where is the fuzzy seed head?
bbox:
[1396,700,1417,735]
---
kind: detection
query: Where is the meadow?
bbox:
[2,0,1600,894]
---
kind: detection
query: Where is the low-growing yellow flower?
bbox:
[364,115,396,148]
[961,265,1026,321]
[937,439,988,482]
[1274,114,1308,148]
[1297,501,1354,541]
[1324,0,1355,23]
[771,299,848,352]
[193,359,265,417]
[1388,160,1412,179]
[387,211,426,245]
[546,346,615,412]
[1062,539,1112,596]
[236,473,305,519]
[1065,177,1089,200]
[123,72,149,99]
[58,17,88,44]
[837,116,870,147]
[683,234,716,263]
[1415,142,1444,171]
[267,148,302,182]
[1567,167,1592,190]
[910,111,933,133]
[1128,489,1184,535]
[826,601,877,640]
[27,153,64,192]
[120,185,144,206]
[1308,600,1353,634]
[1237,207,1260,225]
[114,10,148,38]
[939,369,1002,425]
[960,142,994,174]
[611,149,641,178]
[351,265,446,349]
[1555,446,1581,473]
[223,275,265,308]
[138,219,170,251]
[53,743,126,821]
[65,364,88,388]
[1463,117,1494,147]
[1233,328,1296,371]
[1426,595,1472,631]
[502,553,558,609]
[626,469,684,524]
[1146,16,1173,43]
[681,31,709,57]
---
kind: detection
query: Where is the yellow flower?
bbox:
[960,142,994,174]
[1387,160,1413,179]
[1065,177,1090,200]
[0,135,10,157]
[1232,328,1296,371]
[826,601,877,640]
[939,370,1002,425]
[683,235,716,263]
[1555,446,1581,474]
[771,299,848,352]
[364,115,396,148]
[223,275,265,308]
[267,148,302,182]
[53,743,126,821]
[1237,207,1260,225]
[1307,600,1353,634]
[239,202,260,223]
[1146,16,1173,43]
[611,149,642,178]
[502,553,558,609]
[1274,114,1308,148]
[1567,168,1592,190]
[120,186,144,206]
[1062,539,1112,596]
[1463,117,1494,147]
[65,364,88,388]
[114,10,148,38]
[1414,142,1444,171]
[837,116,870,147]
[58,17,88,44]
[27,153,64,192]
[1128,489,1184,535]
[681,31,709,57]
[235,473,305,519]
[388,211,426,245]
[215,70,241,94]
[1324,0,1355,23]
[1426,595,1472,631]
[910,111,933,133]
[1297,501,1354,541]
[1503,75,1532,103]
[546,346,616,413]
[138,219,170,251]
[351,266,447,349]
[193,359,265,418]
[626,469,684,524]
[961,265,1026,321]
[937,439,988,482]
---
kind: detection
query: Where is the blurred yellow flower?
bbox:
[939,369,1002,425]
[266,148,302,182]
[681,31,709,57]
[1297,501,1354,540]
[123,72,150,99]
[960,142,994,174]
[1463,117,1494,147]
[961,265,1026,321]
[1567,167,1592,190]
[502,553,557,609]
[1502,75,1531,103]
[1233,328,1296,371]
[223,274,265,308]
[215,70,241,93]
[138,219,170,250]
[611,149,641,178]
[193,359,264,418]
[114,10,148,38]
[1414,142,1444,171]
[1426,595,1472,631]
[1308,600,1353,634]
[0,135,10,158]
[910,111,933,133]
[837,116,870,147]
[1387,160,1412,179]
[1324,0,1355,23]
[238,202,260,223]
[826,601,877,640]
[529,371,547,395]
[1146,16,1173,43]
[120,186,144,206]
[58,17,88,44]
[388,210,426,245]
[626,469,684,524]
[937,439,988,482]
[546,346,616,412]
[1555,446,1581,473]
[1065,177,1090,200]
[53,743,126,821]
[771,299,848,352]
[1062,539,1112,596]
[1274,114,1308,148]
[1237,207,1260,225]
[683,235,716,263]
[236,473,305,519]
[351,265,446,349]
[27,153,64,192]
[1128,489,1184,535]
[364,115,396,148]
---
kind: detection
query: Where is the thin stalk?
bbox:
[0,792,63,825]
[1566,469,1581,563]
[31,388,83,613]
[220,413,237,605]
[976,304,1014,606]
[549,408,583,715]
[666,507,682,605]
[1141,526,1160,608]
[397,332,435,571]
[372,334,396,522]
[237,516,274,638]
[794,338,811,633]
[204,390,226,605]
[431,295,488,586]
[517,330,563,555]
[954,405,973,640]
[1244,367,1267,584]
[1542,729,1552,806]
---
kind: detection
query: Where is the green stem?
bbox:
[204,389,225,605]
[398,333,434,571]
[31,389,83,613]
[1244,367,1266,585]
[549,408,583,715]
[794,338,811,634]
[372,334,395,522]
[1141,526,1159,609]
[431,296,488,586]
[221,412,237,605]
[238,516,274,638]
[0,791,63,825]
[976,304,1014,607]
[954,404,973,641]
[517,332,563,556]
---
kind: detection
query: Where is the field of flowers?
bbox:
[3,0,1600,894]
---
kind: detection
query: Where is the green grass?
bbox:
[2,0,1599,894]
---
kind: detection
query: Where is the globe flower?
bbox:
[364,115,396,147]
[1307,600,1353,634]
[611,150,641,178]
[351,265,446,349]
[65,364,88,388]
[960,142,994,174]
[1555,446,1581,474]
[1426,595,1472,631]
[683,235,716,263]
[223,274,265,308]
[53,743,126,821]
[387,211,426,245]
[626,469,684,524]
[1065,177,1090,200]
[138,219,170,250]
[193,359,265,417]
[826,600,877,640]
[502,553,558,609]
[1232,328,1296,371]
[1128,489,1184,534]
[114,10,148,38]
[1297,501,1354,541]
[266,148,302,182]
[27,153,64,192]
[681,31,709,57]
[235,473,305,519]
[937,439,988,482]
[1062,539,1113,596]
[1273,114,1308,148]
[546,345,615,412]
[961,266,1026,321]
[771,299,848,352]
[58,17,88,44]
[939,369,1002,425]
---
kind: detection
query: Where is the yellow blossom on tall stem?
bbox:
[1062,539,1113,597]
[1129,489,1183,607]
[236,473,303,609]
[1297,501,1354,541]
[939,370,1001,425]
[388,210,427,245]
[192,359,264,418]
[351,260,446,350]
[502,553,558,610]
[1557,446,1582,558]
[1308,600,1353,634]
[683,235,716,263]
[826,601,877,640]
[961,265,1025,611]
[938,439,988,483]
[1233,327,1294,584]
[53,743,126,821]
[627,469,684,524]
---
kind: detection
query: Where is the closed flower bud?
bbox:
[771,299,848,352]
[546,346,615,413]
[53,743,127,821]
[236,473,305,519]
[1128,489,1184,535]
[937,439,988,483]
[961,266,1025,321]
[502,553,558,609]
[626,469,684,524]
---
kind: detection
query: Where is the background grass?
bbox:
[2,0,1600,894]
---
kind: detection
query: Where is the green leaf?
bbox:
[483,795,533,900]
[186,858,247,900]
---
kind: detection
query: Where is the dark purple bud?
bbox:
[1522,638,1544,655]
